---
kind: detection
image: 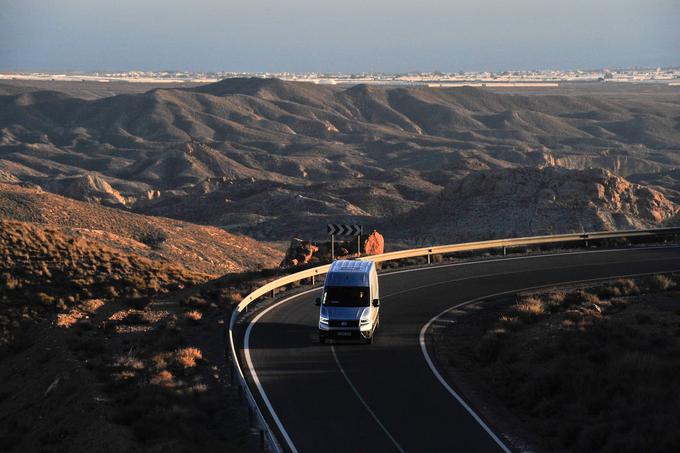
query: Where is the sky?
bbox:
[1,0,678,73]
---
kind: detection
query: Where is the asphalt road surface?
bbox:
[237,247,680,452]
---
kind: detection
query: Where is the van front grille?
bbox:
[328,319,360,328]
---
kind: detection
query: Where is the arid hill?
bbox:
[1,78,680,240]
[389,167,679,243]
[0,218,272,452]
[0,183,282,275]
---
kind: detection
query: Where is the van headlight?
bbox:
[360,308,370,325]
[319,317,329,325]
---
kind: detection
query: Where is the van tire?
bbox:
[365,335,373,345]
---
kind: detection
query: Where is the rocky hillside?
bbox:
[0,183,282,275]
[389,167,679,243]
[0,217,272,452]
[1,78,679,240]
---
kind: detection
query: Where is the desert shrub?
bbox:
[36,292,55,306]
[596,283,622,299]
[544,291,566,312]
[498,314,521,331]
[1,273,19,290]
[222,290,243,305]
[184,310,202,323]
[514,296,545,322]
[138,231,168,249]
[613,279,639,296]
[181,296,207,309]
[149,370,175,388]
[562,290,600,308]
[645,274,673,292]
[174,347,202,368]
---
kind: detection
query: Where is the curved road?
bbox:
[237,247,680,452]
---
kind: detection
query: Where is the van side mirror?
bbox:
[372,299,380,307]
[315,297,321,306]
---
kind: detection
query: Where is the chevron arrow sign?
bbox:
[327,224,363,236]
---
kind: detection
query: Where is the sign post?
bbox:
[327,224,363,261]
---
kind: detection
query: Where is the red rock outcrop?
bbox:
[280,230,385,267]
[363,230,384,256]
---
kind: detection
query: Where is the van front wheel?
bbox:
[364,335,373,345]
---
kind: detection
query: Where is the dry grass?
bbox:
[0,220,208,349]
[174,347,202,368]
[438,272,680,452]
[513,296,545,322]
[149,370,175,388]
[0,220,281,451]
[184,310,203,323]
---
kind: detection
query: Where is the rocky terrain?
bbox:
[390,167,679,243]
[1,78,680,242]
[279,230,384,267]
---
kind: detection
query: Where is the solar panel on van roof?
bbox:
[330,260,372,273]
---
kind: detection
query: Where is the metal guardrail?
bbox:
[227,226,680,451]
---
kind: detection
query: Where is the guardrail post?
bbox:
[270,288,275,298]
[427,254,431,264]
[502,246,506,256]
[311,275,315,285]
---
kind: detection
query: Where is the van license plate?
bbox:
[336,332,351,337]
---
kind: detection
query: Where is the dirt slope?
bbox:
[0,183,282,275]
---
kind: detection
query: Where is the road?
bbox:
[237,247,680,452]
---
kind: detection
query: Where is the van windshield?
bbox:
[323,286,370,307]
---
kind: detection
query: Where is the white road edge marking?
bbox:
[241,247,680,452]
[243,287,319,453]
[331,345,406,453]
[419,268,680,453]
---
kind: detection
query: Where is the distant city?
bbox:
[1,67,679,87]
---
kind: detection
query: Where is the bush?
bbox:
[138,231,168,249]
[545,291,566,312]
[222,290,243,305]
[149,370,175,388]
[646,274,673,292]
[175,347,202,368]
[36,292,55,306]
[184,310,202,323]
[181,296,207,309]
[614,279,639,296]
[514,296,545,322]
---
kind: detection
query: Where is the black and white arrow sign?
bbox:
[327,224,363,236]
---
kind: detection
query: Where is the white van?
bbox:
[316,260,380,344]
